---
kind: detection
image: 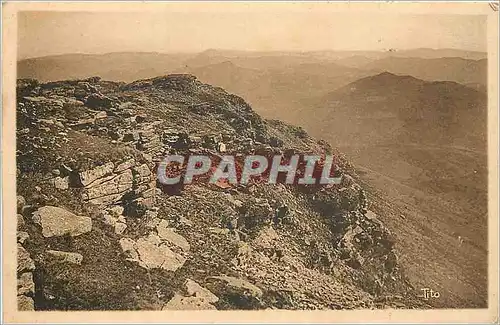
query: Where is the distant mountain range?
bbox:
[17,49,487,151]
[18,48,487,83]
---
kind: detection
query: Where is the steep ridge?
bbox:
[16,75,428,310]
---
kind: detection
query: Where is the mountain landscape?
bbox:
[16,48,489,309]
[16,74,430,311]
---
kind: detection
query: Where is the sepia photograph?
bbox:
[2,2,499,323]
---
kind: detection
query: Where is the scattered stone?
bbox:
[341,174,355,187]
[185,279,219,303]
[61,163,73,173]
[17,295,35,311]
[178,216,193,227]
[233,200,244,209]
[145,214,161,230]
[218,142,227,153]
[133,234,186,271]
[119,238,139,260]
[209,227,229,235]
[18,272,35,295]
[17,231,29,244]
[38,118,55,125]
[236,241,252,261]
[51,176,69,190]
[133,164,151,180]
[114,222,127,235]
[95,111,108,119]
[84,169,133,204]
[157,223,190,252]
[102,212,116,227]
[156,219,169,233]
[123,132,140,142]
[162,293,217,310]
[32,206,92,237]
[109,205,125,216]
[17,196,25,213]
[114,159,136,173]
[46,250,84,265]
[52,169,61,176]
[85,93,112,109]
[17,214,25,229]
[79,162,114,187]
[134,114,147,123]
[252,226,278,250]
[209,275,263,298]
[384,251,398,272]
[17,244,35,273]
[142,153,153,162]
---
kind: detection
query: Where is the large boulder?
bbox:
[135,235,186,271]
[120,234,186,271]
[32,206,92,237]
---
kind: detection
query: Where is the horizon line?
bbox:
[18,47,488,61]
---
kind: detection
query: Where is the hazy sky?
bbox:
[18,10,487,59]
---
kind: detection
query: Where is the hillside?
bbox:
[177,61,375,119]
[288,73,488,308]
[361,57,487,86]
[299,72,487,150]
[15,75,428,310]
[17,52,188,82]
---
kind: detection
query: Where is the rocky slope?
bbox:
[16,75,428,310]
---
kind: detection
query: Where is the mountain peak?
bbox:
[376,71,397,78]
[350,71,423,89]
